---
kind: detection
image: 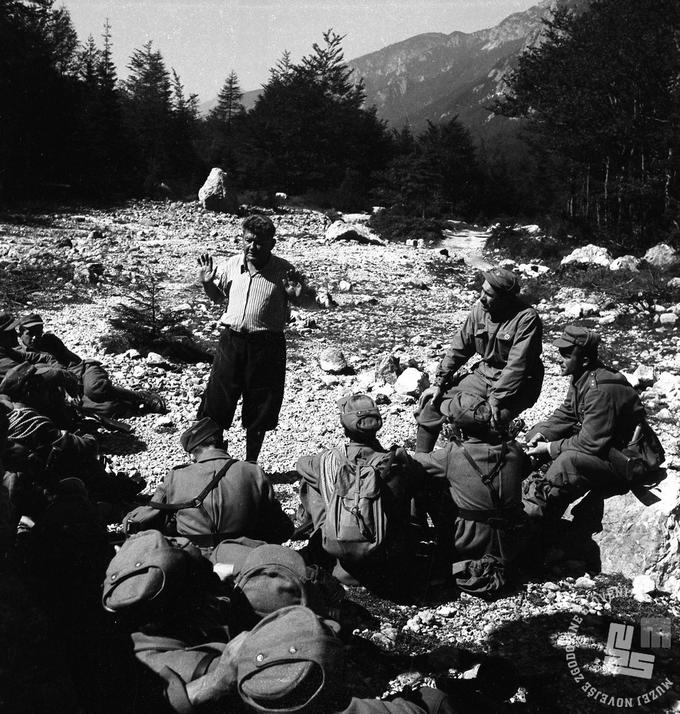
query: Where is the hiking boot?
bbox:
[136,390,167,414]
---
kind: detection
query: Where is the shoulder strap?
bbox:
[148,458,237,512]
[452,437,508,510]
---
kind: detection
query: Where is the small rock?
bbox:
[574,575,596,589]
[146,351,164,364]
[154,415,175,430]
[610,255,639,271]
[542,581,560,592]
[394,367,429,396]
[338,280,352,292]
[632,364,655,387]
[660,313,678,325]
[123,348,142,360]
[319,348,348,374]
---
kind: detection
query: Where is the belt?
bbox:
[227,327,280,339]
[457,507,524,528]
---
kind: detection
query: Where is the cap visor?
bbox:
[553,337,573,349]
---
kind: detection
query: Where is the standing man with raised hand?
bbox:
[197,214,330,463]
[415,267,544,453]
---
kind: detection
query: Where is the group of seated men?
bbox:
[0,263,664,713]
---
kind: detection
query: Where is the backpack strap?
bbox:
[452,436,508,512]
[148,459,237,512]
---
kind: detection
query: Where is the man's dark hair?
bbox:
[242,215,276,242]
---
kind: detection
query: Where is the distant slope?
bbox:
[200,0,587,135]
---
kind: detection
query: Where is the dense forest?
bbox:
[1,0,679,248]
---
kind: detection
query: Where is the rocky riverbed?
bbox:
[1,201,679,712]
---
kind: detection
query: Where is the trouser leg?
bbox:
[197,329,242,430]
[245,429,266,463]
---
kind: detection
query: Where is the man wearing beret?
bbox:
[523,325,648,522]
[14,313,166,417]
[197,214,331,463]
[123,417,294,547]
[416,267,543,453]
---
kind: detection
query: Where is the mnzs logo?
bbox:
[604,619,671,681]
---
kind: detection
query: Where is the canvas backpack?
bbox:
[318,446,395,564]
[596,378,666,484]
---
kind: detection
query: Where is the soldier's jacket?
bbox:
[0,344,61,379]
[6,401,97,470]
[436,299,543,404]
[413,438,530,564]
[130,447,293,543]
[19,332,83,370]
[525,364,646,459]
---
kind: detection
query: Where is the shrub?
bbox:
[367,211,444,243]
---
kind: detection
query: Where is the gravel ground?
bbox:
[1,200,679,712]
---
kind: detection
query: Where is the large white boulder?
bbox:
[561,244,612,267]
[644,243,678,269]
[198,168,239,213]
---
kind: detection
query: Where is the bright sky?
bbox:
[62,0,539,102]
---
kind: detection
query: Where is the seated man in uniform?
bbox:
[524,325,653,525]
[415,267,544,452]
[412,394,531,596]
[296,394,427,593]
[123,417,294,548]
[13,313,166,417]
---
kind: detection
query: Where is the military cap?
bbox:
[0,313,15,332]
[440,390,511,437]
[179,417,222,453]
[553,325,601,351]
[337,393,382,434]
[14,313,44,330]
[0,362,37,398]
[237,605,342,712]
[235,544,309,618]
[482,267,521,295]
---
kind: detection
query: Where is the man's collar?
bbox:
[240,254,274,274]
[194,446,233,463]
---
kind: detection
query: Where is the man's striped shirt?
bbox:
[213,253,301,332]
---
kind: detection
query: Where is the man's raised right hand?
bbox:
[197,253,216,283]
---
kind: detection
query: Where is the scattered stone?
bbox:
[560,244,612,267]
[154,415,175,430]
[338,280,352,292]
[574,575,596,589]
[146,351,165,365]
[394,367,429,396]
[644,243,678,269]
[633,364,656,388]
[123,348,142,360]
[319,347,348,374]
[660,313,678,325]
[198,168,239,213]
[632,574,656,602]
[609,255,639,271]
[563,302,599,319]
[325,220,384,246]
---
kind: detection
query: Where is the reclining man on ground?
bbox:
[0,312,81,427]
[411,393,532,597]
[295,393,433,596]
[415,267,544,453]
[123,417,294,549]
[523,325,664,547]
[13,313,166,417]
[101,529,462,714]
[1,362,143,537]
